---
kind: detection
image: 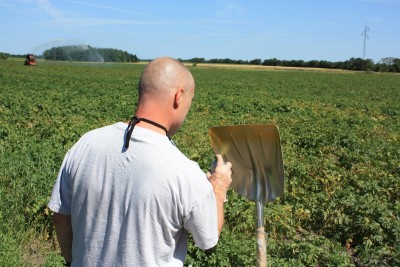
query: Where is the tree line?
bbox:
[181,57,400,72]
[1,48,399,72]
[42,45,139,63]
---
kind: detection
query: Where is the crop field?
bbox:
[1,60,399,266]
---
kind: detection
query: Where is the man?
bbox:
[48,57,232,266]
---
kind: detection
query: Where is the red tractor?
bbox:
[24,54,37,66]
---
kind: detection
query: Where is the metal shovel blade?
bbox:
[209,124,284,267]
[208,124,284,204]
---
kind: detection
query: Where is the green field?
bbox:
[1,60,399,266]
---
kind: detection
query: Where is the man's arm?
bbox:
[53,212,73,263]
[206,154,232,235]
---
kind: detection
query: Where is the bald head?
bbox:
[138,57,194,103]
[134,57,195,135]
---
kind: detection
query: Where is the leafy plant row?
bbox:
[0,60,399,266]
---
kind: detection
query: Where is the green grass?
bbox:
[1,59,399,266]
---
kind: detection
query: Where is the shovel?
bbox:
[209,124,284,267]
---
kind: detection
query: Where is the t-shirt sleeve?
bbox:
[183,188,219,250]
[47,151,72,215]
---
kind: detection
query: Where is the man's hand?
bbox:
[207,155,232,199]
[206,154,232,234]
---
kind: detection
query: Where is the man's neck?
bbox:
[125,116,168,137]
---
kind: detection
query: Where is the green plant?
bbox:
[1,60,399,266]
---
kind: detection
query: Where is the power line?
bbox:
[362,24,369,59]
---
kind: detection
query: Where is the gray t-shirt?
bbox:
[48,122,218,266]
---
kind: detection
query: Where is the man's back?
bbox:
[49,57,232,266]
[49,122,218,266]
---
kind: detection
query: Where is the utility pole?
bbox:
[362,24,369,59]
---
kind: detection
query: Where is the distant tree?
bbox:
[190,57,205,63]
[380,57,394,66]
[332,61,345,69]
[249,59,262,65]
[221,58,234,64]
[208,58,220,63]
[377,57,400,72]
[374,62,388,72]
[262,58,280,66]
[290,60,305,67]
[171,56,400,72]
[306,60,319,68]
[0,52,8,60]
[392,58,400,72]
[365,59,374,71]
[43,45,139,62]
[342,57,368,71]
[317,60,331,68]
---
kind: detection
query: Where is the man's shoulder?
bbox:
[78,122,123,140]
[67,123,124,154]
[88,122,123,134]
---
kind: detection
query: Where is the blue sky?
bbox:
[0,0,399,62]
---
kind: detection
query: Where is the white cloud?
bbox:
[38,18,174,27]
[197,25,235,34]
[36,0,65,20]
[216,1,246,17]
[33,0,157,28]
[66,0,154,18]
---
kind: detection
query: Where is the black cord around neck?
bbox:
[124,116,174,148]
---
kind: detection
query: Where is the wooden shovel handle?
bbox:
[256,227,267,267]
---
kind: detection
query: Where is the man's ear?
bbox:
[173,88,184,109]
